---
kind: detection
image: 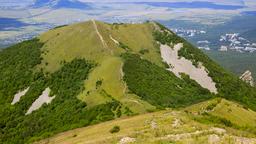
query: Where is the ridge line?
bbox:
[91,19,113,55]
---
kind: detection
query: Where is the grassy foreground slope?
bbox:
[186,98,256,129]
[37,99,256,144]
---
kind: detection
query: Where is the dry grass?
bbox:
[36,99,256,144]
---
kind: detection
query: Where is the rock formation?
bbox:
[240,70,254,86]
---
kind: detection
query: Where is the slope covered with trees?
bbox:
[153,23,256,111]
[122,53,212,108]
[0,39,122,143]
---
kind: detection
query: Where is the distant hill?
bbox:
[137,1,245,10]
[204,50,256,80]
[242,29,256,42]
[0,18,29,31]
[1,20,256,143]
[32,0,91,9]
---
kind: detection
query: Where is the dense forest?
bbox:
[122,53,212,108]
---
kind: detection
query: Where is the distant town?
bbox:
[171,28,256,53]
[219,33,256,53]
[0,23,53,48]
[172,28,207,37]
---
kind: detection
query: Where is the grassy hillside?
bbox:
[37,99,256,144]
[186,98,256,133]
[1,20,256,143]
[39,20,162,113]
[38,21,106,73]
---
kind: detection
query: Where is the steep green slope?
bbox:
[0,39,42,105]
[122,53,212,108]
[1,21,256,143]
[0,42,122,143]
[152,23,256,111]
[178,39,256,111]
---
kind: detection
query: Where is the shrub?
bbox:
[109,126,120,133]
[96,79,103,89]
[139,49,149,54]
[119,42,130,51]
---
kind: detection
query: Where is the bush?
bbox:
[119,42,130,51]
[139,49,149,54]
[109,126,120,133]
[96,79,103,89]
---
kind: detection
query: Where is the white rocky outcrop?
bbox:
[160,43,217,93]
[26,88,55,115]
[119,137,136,144]
[208,134,221,144]
[172,118,182,128]
[11,87,30,105]
[240,70,254,86]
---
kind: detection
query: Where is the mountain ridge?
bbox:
[1,20,256,143]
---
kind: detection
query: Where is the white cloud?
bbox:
[78,0,245,6]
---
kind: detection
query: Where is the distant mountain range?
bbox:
[136,1,245,10]
[32,0,91,9]
[0,0,91,9]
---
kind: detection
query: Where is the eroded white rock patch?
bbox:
[160,43,217,93]
[26,88,55,115]
[11,87,30,105]
[119,137,136,144]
